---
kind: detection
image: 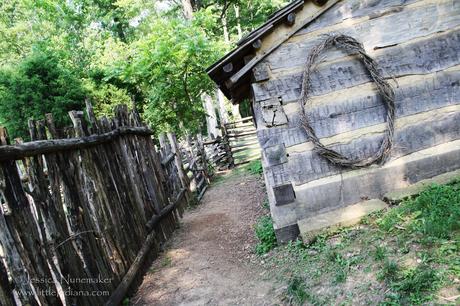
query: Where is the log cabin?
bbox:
[207,0,460,242]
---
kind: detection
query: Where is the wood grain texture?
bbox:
[0,103,204,306]
[264,0,460,73]
[283,68,460,137]
[264,108,460,187]
[293,140,460,217]
[253,28,460,103]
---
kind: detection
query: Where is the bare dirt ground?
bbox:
[132,171,283,306]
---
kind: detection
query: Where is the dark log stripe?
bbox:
[0,127,153,161]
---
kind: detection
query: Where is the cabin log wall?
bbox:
[250,0,460,242]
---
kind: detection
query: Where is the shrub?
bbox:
[0,51,87,139]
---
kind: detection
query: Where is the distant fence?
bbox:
[225,116,261,166]
[203,116,260,169]
[0,102,207,306]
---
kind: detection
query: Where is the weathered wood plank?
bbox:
[265,109,460,187]
[265,0,460,73]
[283,68,460,137]
[0,127,153,161]
[299,0,419,37]
[253,28,460,103]
[293,140,460,218]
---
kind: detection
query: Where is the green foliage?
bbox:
[247,159,263,176]
[378,259,399,281]
[254,215,277,255]
[378,182,460,240]
[260,181,460,305]
[0,51,86,139]
[374,245,387,261]
[393,264,440,298]
[84,82,132,118]
[286,277,308,305]
[0,0,289,137]
[379,261,441,304]
[105,18,223,136]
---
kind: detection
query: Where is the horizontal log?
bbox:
[282,68,460,137]
[225,122,255,129]
[103,180,185,306]
[203,139,219,145]
[105,229,159,306]
[197,185,208,202]
[265,108,460,187]
[228,131,257,138]
[0,127,153,161]
[197,177,206,190]
[265,0,460,73]
[293,140,460,219]
[224,116,254,126]
[300,0,418,38]
[226,127,257,135]
[253,28,460,103]
[145,188,186,231]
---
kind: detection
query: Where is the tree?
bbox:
[106,17,223,136]
[0,51,87,139]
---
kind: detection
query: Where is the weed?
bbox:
[247,159,263,176]
[392,264,440,303]
[161,256,172,267]
[262,198,270,210]
[254,215,277,255]
[378,259,399,281]
[374,245,387,261]
[378,183,460,240]
[334,267,348,284]
[286,277,308,305]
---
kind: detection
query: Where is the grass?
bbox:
[258,180,460,305]
[254,215,277,255]
[210,159,262,187]
[247,159,263,176]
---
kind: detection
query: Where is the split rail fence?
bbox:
[0,102,209,306]
[203,116,261,169]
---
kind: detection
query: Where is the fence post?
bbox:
[196,133,210,181]
[221,124,235,168]
[167,132,192,204]
[0,259,15,306]
[185,134,198,189]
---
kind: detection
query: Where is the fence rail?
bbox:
[0,102,208,306]
[223,116,261,166]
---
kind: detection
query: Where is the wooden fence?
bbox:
[199,116,261,170]
[0,102,206,306]
[225,116,261,166]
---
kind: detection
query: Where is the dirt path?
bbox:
[132,171,282,306]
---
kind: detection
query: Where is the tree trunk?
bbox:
[222,14,230,43]
[182,0,194,19]
[217,89,230,125]
[234,4,243,40]
[202,94,219,138]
